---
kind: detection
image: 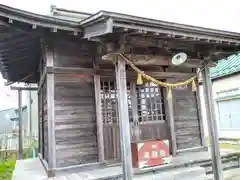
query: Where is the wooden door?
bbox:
[101,80,169,162]
[135,82,169,142]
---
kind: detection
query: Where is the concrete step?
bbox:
[205,168,240,180]
[134,166,206,180]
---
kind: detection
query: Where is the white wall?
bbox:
[199,73,240,139]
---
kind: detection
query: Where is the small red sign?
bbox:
[131,140,171,168]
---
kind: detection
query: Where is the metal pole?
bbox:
[202,62,223,180]
[115,57,133,180]
[18,89,23,160]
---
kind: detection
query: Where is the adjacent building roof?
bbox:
[211,53,240,79]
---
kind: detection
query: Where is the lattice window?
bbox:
[137,82,165,122]
[101,80,132,124]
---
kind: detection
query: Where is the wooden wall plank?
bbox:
[54,74,98,168]
[53,39,98,168]
[172,83,202,150]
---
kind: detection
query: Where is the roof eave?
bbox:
[0,4,82,33]
[80,11,240,44]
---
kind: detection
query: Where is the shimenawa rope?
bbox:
[115,53,203,100]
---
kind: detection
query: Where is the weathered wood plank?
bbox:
[54,73,98,168]
[53,39,98,168]
[172,83,202,150]
[53,39,94,68]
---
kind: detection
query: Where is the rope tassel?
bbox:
[137,73,143,85]
[192,79,197,91]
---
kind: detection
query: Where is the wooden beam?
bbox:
[50,66,96,74]
[10,86,38,91]
[101,70,195,79]
[102,53,202,68]
[44,66,196,78]
[93,59,105,162]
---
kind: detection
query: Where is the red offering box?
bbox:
[131,140,171,168]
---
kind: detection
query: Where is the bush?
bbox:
[0,161,15,180]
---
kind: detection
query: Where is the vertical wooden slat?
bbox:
[112,125,117,158]
[130,82,140,142]
[143,87,149,121]
[102,82,107,124]
[159,87,164,121]
[93,60,104,162]
[149,84,154,121]
[116,126,121,159]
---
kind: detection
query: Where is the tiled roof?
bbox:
[211,53,240,79]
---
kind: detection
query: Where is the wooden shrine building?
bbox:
[1,4,240,179]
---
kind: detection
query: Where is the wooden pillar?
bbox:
[164,80,177,156]
[28,87,32,141]
[17,89,23,160]
[37,89,42,155]
[195,83,207,148]
[115,56,133,180]
[46,49,56,177]
[202,62,223,180]
[93,59,105,162]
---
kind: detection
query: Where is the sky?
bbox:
[0,0,240,110]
